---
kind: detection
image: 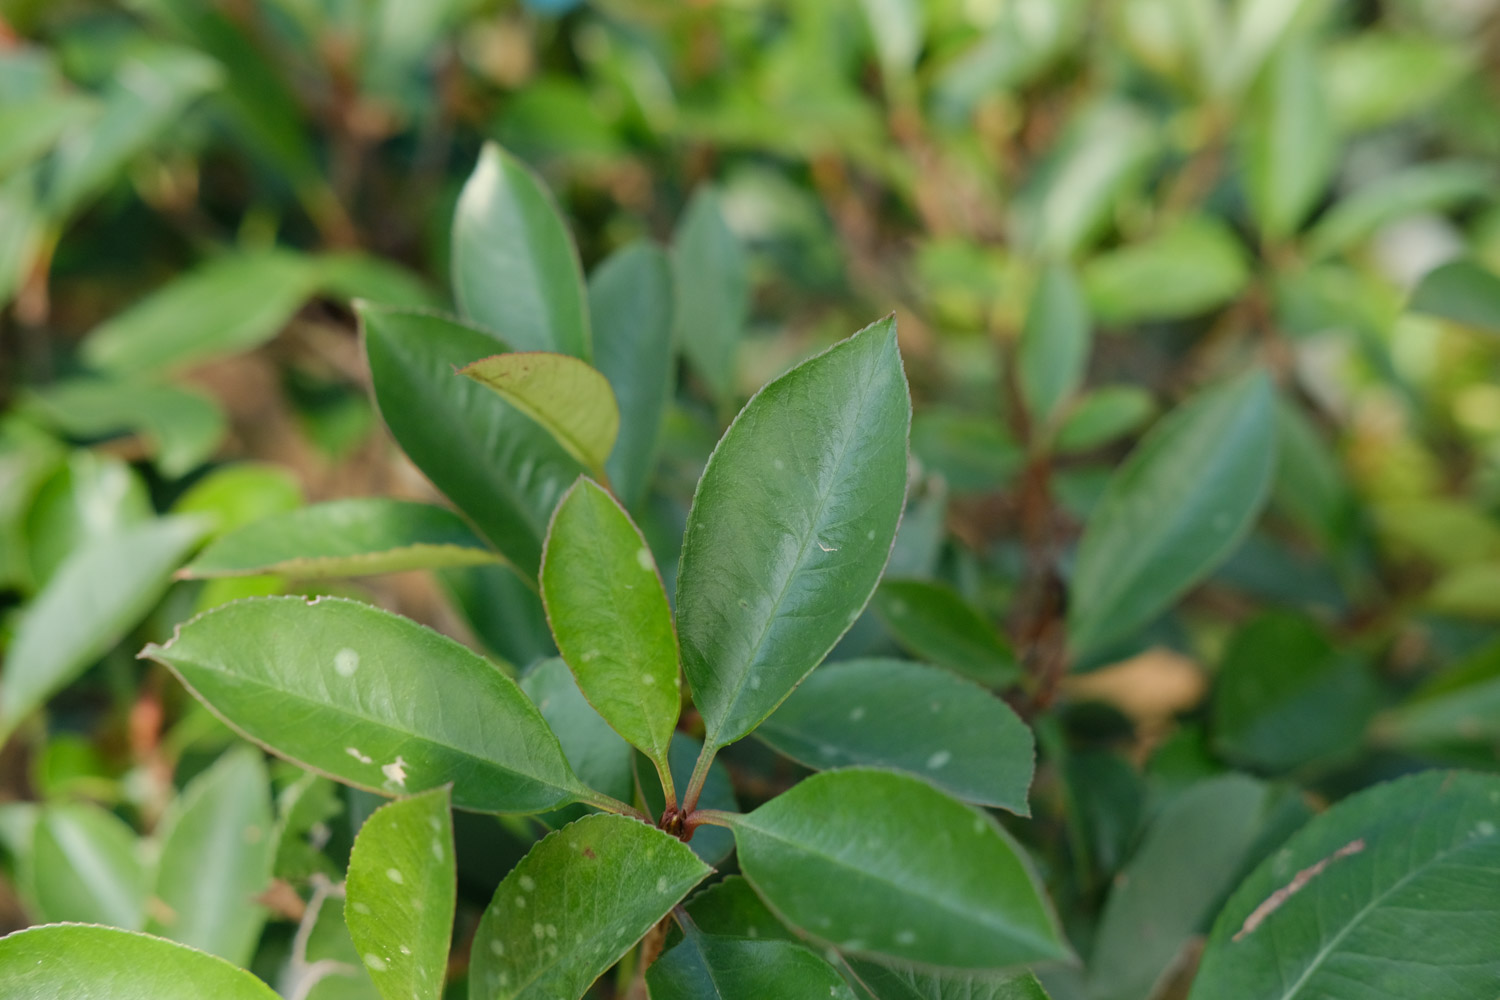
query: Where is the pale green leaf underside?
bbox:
[142,596,584,813]
[183,499,501,580]
[460,353,619,477]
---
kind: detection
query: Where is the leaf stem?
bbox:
[576,787,651,823]
[686,808,738,830]
[680,740,718,813]
[654,755,678,813]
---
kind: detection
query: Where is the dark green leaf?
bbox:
[758,659,1033,812]
[0,515,208,743]
[673,188,749,403]
[1067,370,1277,656]
[1054,386,1156,455]
[1409,259,1500,334]
[0,924,280,999]
[520,658,634,804]
[733,769,1068,970]
[1191,771,1500,999]
[677,318,911,748]
[360,303,585,581]
[846,959,1051,1000]
[469,814,711,1000]
[345,787,455,1000]
[147,746,273,964]
[872,581,1017,686]
[684,875,797,941]
[1374,640,1500,752]
[81,251,319,376]
[183,499,501,580]
[459,353,619,478]
[649,932,856,1000]
[452,142,590,358]
[590,242,675,509]
[911,413,1023,493]
[142,596,587,813]
[541,478,680,766]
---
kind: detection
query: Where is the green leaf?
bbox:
[452,142,590,358]
[589,242,675,510]
[1270,398,1353,548]
[0,171,42,310]
[1067,370,1277,657]
[519,658,634,804]
[45,47,220,218]
[1018,264,1091,428]
[0,93,95,180]
[23,378,227,477]
[732,769,1068,970]
[676,318,911,748]
[872,581,1018,686]
[1303,161,1494,261]
[314,252,443,310]
[1242,35,1335,241]
[28,802,147,928]
[1191,770,1500,998]
[183,499,501,580]
[846,959,1052,1000]
[345,787,456,1000]
[1015,100,1158,258]
[1409,259,1500,335]
[649,932,856,1000]
[469,814,711,1000]
[1373,640,1500,752]
[1323,31,1471,131]
[673,188,750,404]
[684,875,797,941]
[147,746,273,964]
[360,303,585,581]
[23,450,151,590]
[171,462,304,536]
[1082,217,1249,324]
[141,596,587,814]
[856,0,925,79]
[0,515,208,743]
[911,413,1023,493]
[0,924,281,999]
[1211,613,1378,772]
[541,478,680,769]
[81,251,319,376]
[459,353,619,479]
[1085,775,1281,1000]
[757,659,1033,813]
[1054,386,1156,455]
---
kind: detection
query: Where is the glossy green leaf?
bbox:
[541,478,679,767]
[1085,775,1280,1000]
[142,596,587,813]
[846,960,1051,1000]
[452,142,590,358]
[872,581,1017,686]
[1242,36,1335,241]
[520,658,634,803]
[589,242,675,509]
[0,93,95,179]
[0,924,281,1000]
[81,251,319,376]
[1083,217,1249,324]
[360,303,584,580]
[45,47,220,218]
[345,787,455,1000]
[1015,100,1158,258]
[29,802,146,928]
[649,932,856,1000]
[1054,386,1156,455]
[1018,264,1091,428]
[468,814,711,1000]
[758,659,1033,812]
[676,318,911,747]
[459,353,619,478]
[1409,259,1500,335]
[733,769,1068,970]
[673,188,749,404]
[0,515,208,744]
[1212,613,1378,772]
[1191,770,1500,998]
[147,746,272,963]
[684,875,797,941]
[1303,161,1494,260]
[1068,370,1276,657]
[183,499,500,580]
[637,734,737,866]
[446,564,558,671]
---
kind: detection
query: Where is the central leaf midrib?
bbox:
[737,819,1057,954]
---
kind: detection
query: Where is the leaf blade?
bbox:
[459,353,619,478]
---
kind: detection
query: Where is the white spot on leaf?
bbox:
[636,548,654,571]
[363,954,388,972]
[381,756,408,787]
[581,649,600,662]
[519,875,536,892]
[352,902,371,915]
[656,876,669,892]
[334,648,360,677]
[489,939,505,957]
[345,747,372,765]
[926,750,952,770]
[895,930,916,946]
[385,868,404,885]
[849,707,865,721]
